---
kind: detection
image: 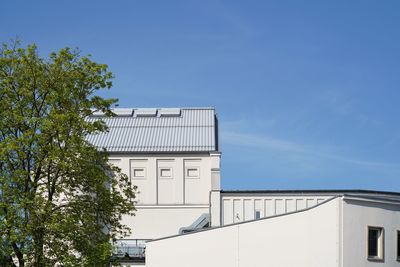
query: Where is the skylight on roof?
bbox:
[158,108,181,117]
[113,108,134,117]
[91,110,105,116]
[135,108,158,117]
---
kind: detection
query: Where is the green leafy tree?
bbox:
[0,41,136,266]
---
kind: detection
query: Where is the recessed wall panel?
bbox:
[157,159,180,204]
[275,199,284,215]
[223,199,233,225]
[244,199,253,221]
[285,199,295,213]
[265,199,274,217]
[233,199,242,223]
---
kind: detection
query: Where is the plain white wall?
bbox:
[342,198,400,267]
[120,206,210,239]
[146,198,340,267]
[210,191,221,227]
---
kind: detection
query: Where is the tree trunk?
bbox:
[0,254,17,267]
[12,243,24,267]
[33,228,45,267]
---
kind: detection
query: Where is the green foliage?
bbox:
[0,41,136,266]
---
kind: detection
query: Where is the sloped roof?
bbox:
[86,107,218,153]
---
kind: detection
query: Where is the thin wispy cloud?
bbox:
[221,129,400,173]
[317,90,381,127]
[222,131,307,153]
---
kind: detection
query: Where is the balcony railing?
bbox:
[112,239,149,262]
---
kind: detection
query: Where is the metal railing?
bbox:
[112,239,150,262]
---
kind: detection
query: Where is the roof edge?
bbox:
[147,196,340,243]
[220,189,400,196]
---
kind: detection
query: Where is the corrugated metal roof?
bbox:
[86,107,218,153]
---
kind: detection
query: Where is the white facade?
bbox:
[220,192,331,225]
[109,153,220,240]
[88,107,221,265]
[342,197,400,266]
[146,196,400,267]
[88,107,400,266]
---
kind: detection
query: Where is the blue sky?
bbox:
[2,0,400,191]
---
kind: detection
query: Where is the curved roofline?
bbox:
[220,189,400,196]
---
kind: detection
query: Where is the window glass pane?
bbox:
[367,227,384,259]
[397,231,400,259]
[255,211,261,219]
[187,168,199,178]
[133,168,145,178]
[160,168,172,178]
[368,228,379,257]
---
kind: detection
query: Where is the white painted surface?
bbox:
[146,196,400,267]
[221,194,331,225]
[210,191,221,227]
[110,154,219,206]
[342,197,400,267]
[121,206,209,239]
[110,153,220,239]
[146,198,340,267]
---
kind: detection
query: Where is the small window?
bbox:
[397,231,400,261]
[159,168,173,179]
[186,167,200,178]
[255,210,261,220]
[368,226,384,261]
[132,168,146,179]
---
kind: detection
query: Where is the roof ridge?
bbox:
[110,107,215,110]
[220,189,400,196]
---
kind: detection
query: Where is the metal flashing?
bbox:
[220,189,400,197]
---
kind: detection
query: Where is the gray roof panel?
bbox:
[87,107,218,153]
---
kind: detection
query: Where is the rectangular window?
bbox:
[184,159,201,180]
[368,226,384,261]
[159,167,173,179]
[186,167,200,178]
[133,168,146,178]
[130,159,148,180]
[255,210,261,220]
[397,231,400,261]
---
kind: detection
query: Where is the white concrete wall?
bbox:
[110,153,221,239]
[121,206,210,239]
[210,191,221,227]
[221,194,331,225]
[146,198,340,267]
[342,197,400,267]
[110,154,218,205]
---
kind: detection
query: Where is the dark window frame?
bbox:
[367,226,384,262]
[397,230,400,261]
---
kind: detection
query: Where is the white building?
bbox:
[88,107,400,266]
[147,191,400,267]
[88,107,221,265]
